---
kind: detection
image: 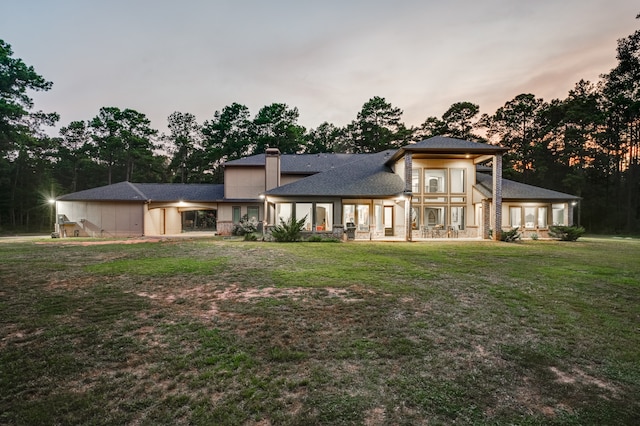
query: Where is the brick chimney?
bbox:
[265,148,281,191]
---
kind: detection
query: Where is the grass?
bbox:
[0,237,639,424]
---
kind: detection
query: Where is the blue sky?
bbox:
[2,0,638,135]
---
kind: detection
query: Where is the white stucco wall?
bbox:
[144,207,181,235]
[144,207,163,235]
[165,208,182,234]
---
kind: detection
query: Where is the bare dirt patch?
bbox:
[550,366,619,394]
[134,283,371,321]
[46,276,101,291]
[364,406,387,425]
[36,238,162,246]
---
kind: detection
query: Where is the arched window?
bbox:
[427,209,437,226]
[428,178,439,193]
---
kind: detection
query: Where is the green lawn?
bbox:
[1,237,639,425]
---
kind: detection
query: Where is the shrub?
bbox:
[530,232,539,240]
[489,228,521,242]
[271,215,307,242]
[549,225,585,241]
[232,214,257,236]
[243,233,258,241]
[500,227,521,242]
[306,235,340,243]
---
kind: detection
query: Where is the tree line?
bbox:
[1,16,639,233]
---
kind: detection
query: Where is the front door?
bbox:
[384,206,393,236]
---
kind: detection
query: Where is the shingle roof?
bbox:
[408,136,507,152]
[57,142,578,204]
[223,154,267,167]
[281,153,362,173]
[265,150,405,197]
[386,136,508,164]
[225,152,362,174]
[475,173,580,201]
[57,182,225,202]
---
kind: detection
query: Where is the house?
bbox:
[53,136,580,240]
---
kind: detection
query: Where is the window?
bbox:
[451,206,465,230]
[343,204,355,226]
[538,207,548,228]
[552,204,565,225]
[425,169,446,193]
[450,169,466,193]
[276,203,292,223]
[183,210,217,231]
[384,206,393,230]
[247,206,259,224]
[357,205,370,231]
[343,204,369,231]
[424,207,446,227]
[412,168,421,193]
[373,205,382,232]
[411,207,420,230]
[510,207,522,227]
[424,196,446,202]
[524,207,536,229]
[232,206,241,224]
[315,203,332,231]
[296,203,313,231]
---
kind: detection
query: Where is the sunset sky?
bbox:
[2,0,638,135]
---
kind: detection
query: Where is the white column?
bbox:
[492,154,503,241]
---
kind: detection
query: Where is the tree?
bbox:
[348,96,409,153]
[600,14,640,232]
[201,103,252,182]
[164,112,201,183]
[118,108,158,182]
[251,103,305,154]
[482,93,548,183]
[543,81,604,187]
[304,122,350,153]
[0,39,58,230]
[89,107,158,183]
[89,107,124,184]
[414,116,446,141]
[441,101,483,141]
[58,121,93,192]
[413,101,484,142]
[0,39,54,154]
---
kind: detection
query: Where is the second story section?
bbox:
[386,136,509,196]
[223,149,362,200]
